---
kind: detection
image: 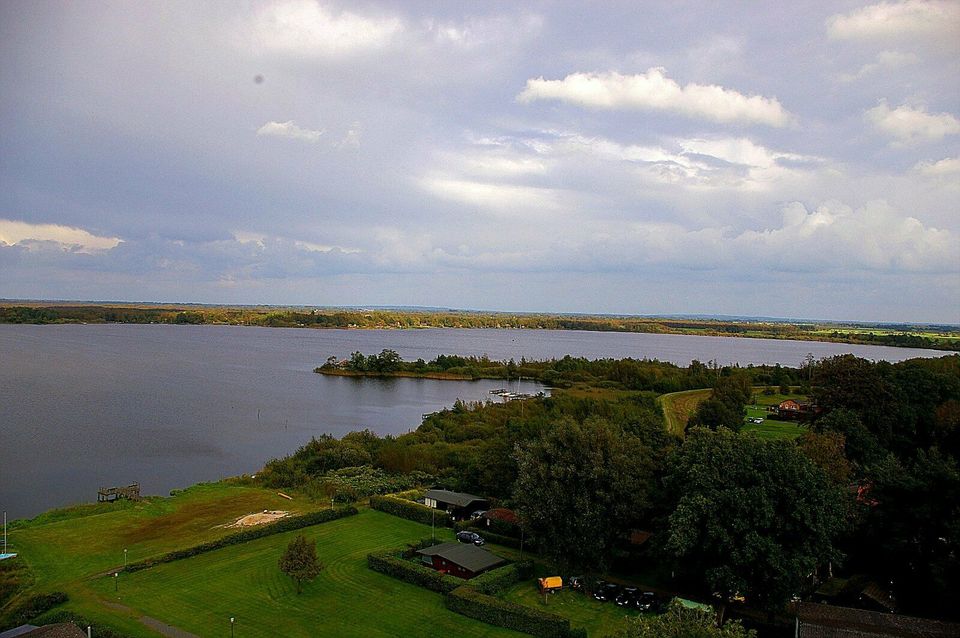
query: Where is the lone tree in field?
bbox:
[279,534,323,594]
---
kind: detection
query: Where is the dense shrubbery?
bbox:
[124,507,357,573]
[366,550,464,593]
[299,466,434,503]
[369,495,450,527]
[444,585,581,638]
[0,556,30,610]
[0,591,68,629]
[467,561,532,595]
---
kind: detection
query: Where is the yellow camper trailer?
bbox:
[538,576,563,593]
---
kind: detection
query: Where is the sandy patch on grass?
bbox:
[225,510,291,528]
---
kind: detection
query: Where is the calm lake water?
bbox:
[0,324,949,519]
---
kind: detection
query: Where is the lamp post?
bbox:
[114,572,118,593]
[124,548,128,569]
[230,616,235,638]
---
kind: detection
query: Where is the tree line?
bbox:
[261,352,959,624]
[3,304,957,350]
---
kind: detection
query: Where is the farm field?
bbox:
[657,388,711,437]
[87,509,521,637]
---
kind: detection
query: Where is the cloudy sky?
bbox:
[1,1,958,322]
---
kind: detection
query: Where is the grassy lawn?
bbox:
[12,482,326,586]
[658,388,806,440]
[5,481,330,635]
[88,509,521,638]
[657,388,712,437]
[501,582,645,636]
[742,392,806,440]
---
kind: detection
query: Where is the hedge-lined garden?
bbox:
[366,540,577,638]
[369,495,450,527]
[366,549,465,593]
[445,585,585,638]
[125,506,358,573]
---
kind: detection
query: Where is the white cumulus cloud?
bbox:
[836,50,919,81]
[247,0,402,57]
[0,219,121,253]
[827,1,960,43]
[913,157,960,176]
[257,120,325,142]
[865,102,960,145]
[516,68,791,127]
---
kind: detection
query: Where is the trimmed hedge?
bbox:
[444,585,576,638]
[125,506,357,573]
[367,550,465,593]
[0,591,68,630]
[468,561,532,596]
[369,495,451,527]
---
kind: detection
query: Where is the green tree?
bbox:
[608,600,755,638]
[664,428,847,611]
[514,416,655,571]
[278,534,323,594]
[796,431,852,485]
[688,373,752,432]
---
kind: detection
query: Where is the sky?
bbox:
[1,1,958,323]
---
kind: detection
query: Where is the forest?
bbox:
[260,352,960,626]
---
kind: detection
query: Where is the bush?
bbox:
[467,561,532,595]
[366,550,464,593]
[369,495,450,527]
[444,585,575,638]
[0,591,68,629]
[125,507,357,573]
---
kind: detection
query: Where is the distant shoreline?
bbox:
[2,303,958,351]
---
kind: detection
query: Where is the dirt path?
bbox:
[100,600,200,638]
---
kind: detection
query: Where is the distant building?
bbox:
[773,400,820,420]
[796,602,960,638]
[423,489,488,520]
[416,541,506,579]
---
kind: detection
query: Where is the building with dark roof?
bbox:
[796,602,960,638]
[0,624,86,638]
[416,541,506,579]
[423,489,488,519]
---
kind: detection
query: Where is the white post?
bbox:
[87,627,91,638]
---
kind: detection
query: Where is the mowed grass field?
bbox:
[6,482,331,635]
[88,509,521,638]
[657,388,712,437]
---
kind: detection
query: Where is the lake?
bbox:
[0,324,949,519]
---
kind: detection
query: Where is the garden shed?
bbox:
[416,541,506,579]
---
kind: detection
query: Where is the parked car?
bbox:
[593,581,621,602]
[568,575,585,591]
[616,586,639,607]
[636,591,659,611]
[456,530,485,545]
[469,510,487,520]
